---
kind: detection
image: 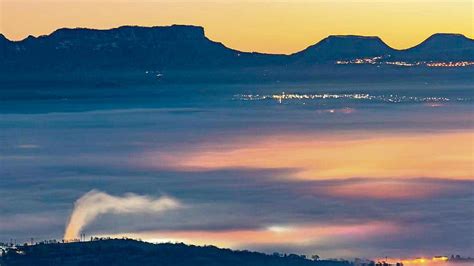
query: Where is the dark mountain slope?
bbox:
[400,33,474,61]
[1,239,351,266]
[1,25,285,70]
[0,34,13,57]
[291,35,395,63]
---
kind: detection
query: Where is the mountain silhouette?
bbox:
[0,239,353,266]
[1,25,473,71]
[291,35,394,63]
[401,33,474,60]
[1,25,284,70]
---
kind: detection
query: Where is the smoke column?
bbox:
[64,190,181,240]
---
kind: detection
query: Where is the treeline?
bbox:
[1,238,352,266]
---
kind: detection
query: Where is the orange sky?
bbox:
[1,0,472,54]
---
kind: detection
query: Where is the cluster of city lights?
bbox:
[426,61,474,67]
[336,56,383,65]
[335,57,474,68]
[234,93,470,104]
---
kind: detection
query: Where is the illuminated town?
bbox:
[234,93,470,104]
[335,56,474,68]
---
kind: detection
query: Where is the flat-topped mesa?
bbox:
[324,35,386,42]
[1,25,290,71]
[12,25,207,50]
[1,25,248,70]
[292,35,394,63]
[410,33,473,51]
[402,33,474,61]
[43,25,207,43]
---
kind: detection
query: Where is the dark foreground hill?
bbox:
[0,239,351,266]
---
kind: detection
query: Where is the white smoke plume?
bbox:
[64,190,181,240]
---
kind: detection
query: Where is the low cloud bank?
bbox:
[64,190,181,240]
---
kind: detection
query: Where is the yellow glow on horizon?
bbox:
[432,257,449,262]
[1,0,472,54]
[146,131,474,181]
[324,181,453,200]
[380,256,451,266]
[100,221,400,249]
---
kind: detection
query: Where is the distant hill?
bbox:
[290,35,395,63]
[1,25,473,71]
[291,33,474,64]
[401,33,474,61]
[0,239,352,266]
[0,25,285,71]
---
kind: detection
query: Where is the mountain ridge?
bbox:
[1,25,473,70]
[2,25,471,53]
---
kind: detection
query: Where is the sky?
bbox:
[1,78,473,259]
[0,0,473,54]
